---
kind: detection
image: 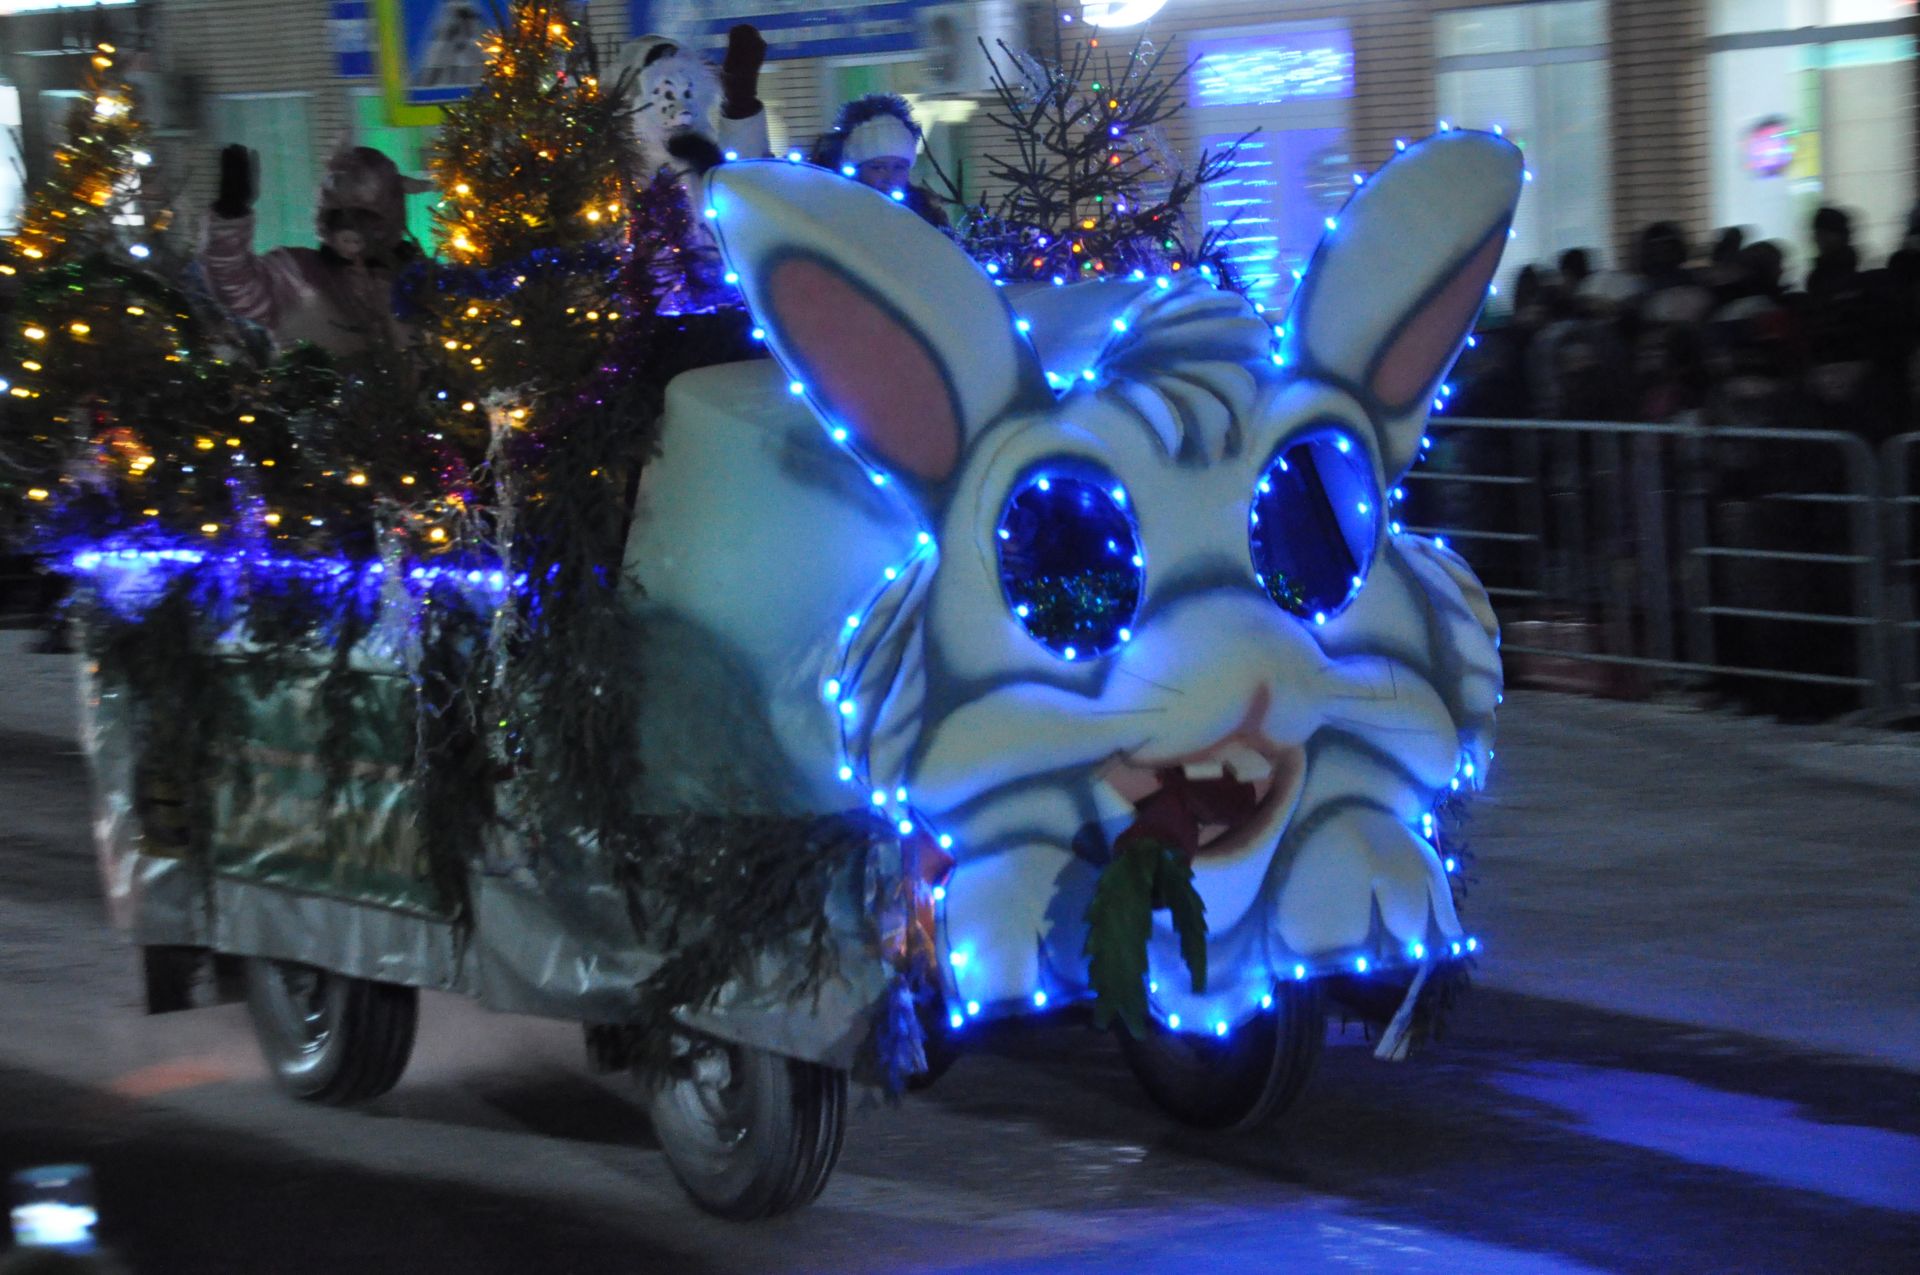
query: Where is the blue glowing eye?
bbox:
[1249,429,1379,621]
[997,469,1142,660]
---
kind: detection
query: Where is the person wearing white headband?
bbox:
[813,95,949,229]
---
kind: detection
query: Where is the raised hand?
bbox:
[213,143,258,219]
[720,24,768,120]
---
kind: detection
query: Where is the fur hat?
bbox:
[315,144,430,246]
[833,94,921,167]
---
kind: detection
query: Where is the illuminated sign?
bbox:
[629,2,919,60]
[1081,1,1171,27]
[0,1,136,12]
[1190,29,1354,109]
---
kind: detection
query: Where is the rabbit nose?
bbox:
[1115,592,1456,786]
[1115,593,1331,744]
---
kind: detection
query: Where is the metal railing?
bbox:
[1884,432,1920,712]
[1406,417,1903,717]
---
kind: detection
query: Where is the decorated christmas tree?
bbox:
[937,20,1243,287]
[1,42,148,273]
[0,44,218,536]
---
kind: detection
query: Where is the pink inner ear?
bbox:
[767,258,960,483]
[1370,232,1506,409]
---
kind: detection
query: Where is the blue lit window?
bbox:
[1190,29,1354,109]
[1248,430,1378,622]
[997,470,1142,660]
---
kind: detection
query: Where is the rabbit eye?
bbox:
[996,469,1142,661]
[1249,428,1380,624]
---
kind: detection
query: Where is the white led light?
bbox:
[932,885,946,901]
[871,790,886,806]
[724,271,739,284]
[1167,1013,1181,1030]
[949,1011,964,1029]
[937,834,953,849]
[838,765,854,781]
[1033,990,1048,1007]
[1260,993,1273,1009]
[788,380,805,395]
[1112,317,1128,332]
[1355,956,1369,973]
[1214,1021,1228,1037]
[751,327,766,341]
[725,149,740,161]
[966,1000,981,1016]
[898,819,914,835]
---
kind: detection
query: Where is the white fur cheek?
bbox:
[1315,656,1462,793]
[1275,806,1459,955]
[942,844,1092,1006]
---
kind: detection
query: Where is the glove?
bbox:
[213,144,257,219]
[720,24,767,120]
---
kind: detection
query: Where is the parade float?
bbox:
[0,5,1517,1218]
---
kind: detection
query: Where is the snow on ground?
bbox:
[3,629,1915,1069]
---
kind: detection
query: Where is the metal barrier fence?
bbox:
[1885,432,1920,714]
[1404,417,1913,719]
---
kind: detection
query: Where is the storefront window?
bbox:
[1435,2,1612,287]
[0,83,22,235]
[1187,23,1355,313]
[1710,0,1917,264]
[206,94,316,254]
[352,89,439,253]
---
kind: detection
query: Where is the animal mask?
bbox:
[626,39,721,171]
[627,134,1521,1030]
[314,145,431,256]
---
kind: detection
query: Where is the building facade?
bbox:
[1,1,1914,299]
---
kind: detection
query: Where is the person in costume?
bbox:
[199,142,429,356]
[811,94,950,230]
[625,25,770,193]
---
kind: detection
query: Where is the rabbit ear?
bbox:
[1282,131,1523,476]
[704,161,1050,490]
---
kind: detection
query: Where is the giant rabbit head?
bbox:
[702,133,1520,1024]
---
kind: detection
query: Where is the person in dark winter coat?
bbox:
[811,94,950,230]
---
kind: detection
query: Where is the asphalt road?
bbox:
[2,709,1918,1273]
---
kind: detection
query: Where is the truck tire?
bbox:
[244,958,417,1105]
[644,1031,847,1219]
[1119,979,1325,1132]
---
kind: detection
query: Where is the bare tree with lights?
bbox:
[933,15,1246,287]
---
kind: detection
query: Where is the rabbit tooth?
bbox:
[1181,760,1226,780]
[1219,745,1273,783]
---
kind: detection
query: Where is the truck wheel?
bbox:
[1119,980,1325,1132]
[644,1031,847,1219]
[244,958,417,1105]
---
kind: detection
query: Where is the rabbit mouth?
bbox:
[1098,739,1308,863]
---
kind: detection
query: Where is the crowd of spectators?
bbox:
[1456,204,1920,445]
[1445,205,1920,718]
